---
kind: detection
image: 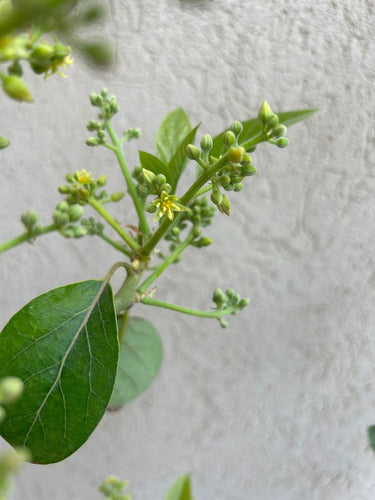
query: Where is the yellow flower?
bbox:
[153,191,188,221]
[75,169,93,185]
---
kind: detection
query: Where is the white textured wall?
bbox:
[1,0,375,498]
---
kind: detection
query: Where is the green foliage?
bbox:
[155,108,191,165]
[165,474,193,500]
[0,280,118,464]
[110,317,163,409]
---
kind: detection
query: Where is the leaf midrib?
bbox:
[23,281,108,447]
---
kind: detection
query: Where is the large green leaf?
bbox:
[139,150,172,186]
[0,280,118,464]
[165,474,193,500]
[210,108,318,159]
[155,108,191,165]
[109,317,162,409]
[167,124,199,193]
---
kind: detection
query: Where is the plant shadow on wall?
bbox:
[0,0,318,498]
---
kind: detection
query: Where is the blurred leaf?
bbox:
[0,135,10,149]
[139,150,172,186]
[109,317,163,409]
[167,124,199,192]
[165,474,193,500]
[155,108,191,165]
[0,280,118,464]
[368,425,375,452]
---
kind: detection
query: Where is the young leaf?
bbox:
[139,150,172,186]
[155,108,191,165]
[109,317,162,409]
[165,474,193,500]
[167,124,199,193]
[210,108,318,159]
[0,280,118,464]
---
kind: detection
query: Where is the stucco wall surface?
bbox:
[0,0,374,498]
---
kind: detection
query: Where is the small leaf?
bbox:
[165,474,193,500]
[139,150,172,186]
[167,124,199,192]
[368,425,375,453]
[109,317,162,409]
[0,280,118,464]
[155,108,191,165]
[0,136,10,149]
[210,108,318,159]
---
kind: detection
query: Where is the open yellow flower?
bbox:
[153,191,189,221]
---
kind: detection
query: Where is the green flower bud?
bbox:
[265,114,279,130]
[0,136,10,149]
[53,42,70,60]
[230,121,243,137]
[87,120,103,131]
[97,175,107,187]
[194,236,213,247]
[225,288,235,299]
[273,124,287,138]
[171,227,181,236]
[227,146,245,164]
[276,137,289,148]
[219,174,231,186]
[53,211,70,226]
[7,60,23,77]
[223,184,234,191]
[220,318,228,328]
[156,174,166,186]
[231,175,244,184]
[145,202,157,213]
[160,183,172,193]
[138,185,151,196]
[86,137,99,147]
[0,448,31,474]
[110,192,125,202]
[68,204,84,222]
[21,210,38,230]
[2,75,33,103]
[241,153,252,165]
[234,183,243,192]
[218,194,231,216]
[239,298,250,309]
[211,189,223,207]
[60,225,75,238]
[222,130,236,147]
[58,185,71,194]
[31,43,54,63]
[257,100,273,123]
[213,288,225,305]
[193,227,201,238]
[142,168,157,186]
[200,134,213,152]
[241,164,257,176]
[56,201,69,212]
[73,226,87,238]
[0,377,23,404]
[185,144,201,160]
[133,165,142,179]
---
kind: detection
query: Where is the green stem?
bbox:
[141,296,236,319]
[118,309,129,345]
[137,228,195,294]
[105,120,151,237]
[0,224,57,254]
[88,197,139,252]
[98,233,132,257]
[140,132,265,258]
[192,184,212,199]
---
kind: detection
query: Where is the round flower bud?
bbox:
[241,153,252,165]
[160,183,172,193]
[156,174,166,186]
[222,131,235,147]
[86,137,99,147]
[211,189,223,207]
[30,43,54,64]
[234,183,244,192]
[97,175,107,187]
[68,204,84,222]
[145,203,157,213]
[200,134,213,152]
[219,175,231,187]
[266,114,279,130]
[56,201,69,212]
[225,288,235,299]
[0,136,9,149]
[21,210,38,230]
[276,137,289,148]
[53,211,70,227]
[273,124,287,138]
[241,164,257,176]
[230,121,243,137]
[0,377,23,404]
[58,185,70,194]
[2,75,33,103]
[52,42,70,61]
[141,168,157,186]
[185,144,201,160]
[239,298,250,309]
[73,226,87,238]
[227,146,245,164]
[220,318,228,329]
[110,192,125,202]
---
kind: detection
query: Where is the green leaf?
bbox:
[155,108,191,165]
[165,474,193,500]
[368,426,375,453]
[167,124,199,192]
[109,317,162,409]
[139,150,172,186]
[0,280,118,464]
[0,136,10,149]
[210,108,318,159]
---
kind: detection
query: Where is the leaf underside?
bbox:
[165,474,193,500]
[0,280,118,464]
[109,316,162,409]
